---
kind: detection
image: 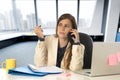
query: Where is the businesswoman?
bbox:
[34,13,85,72]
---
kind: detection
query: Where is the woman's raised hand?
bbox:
[34,26,44,38]
[70,29,80,43]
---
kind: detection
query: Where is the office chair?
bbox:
[79,32,93,69]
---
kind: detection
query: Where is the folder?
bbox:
[8,65,63,76]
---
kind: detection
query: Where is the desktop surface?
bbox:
[1,69,120,80]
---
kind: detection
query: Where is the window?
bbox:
[58,0,77,21]
[36,0,56,29]
[0,0,98,35]
[0,0,13,32]
[78,0,96,28]
[15,0,35,31]
[0,0,35,32]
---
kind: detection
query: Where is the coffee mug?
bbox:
[2,59,16,72]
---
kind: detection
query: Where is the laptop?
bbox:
[79,42,120,77]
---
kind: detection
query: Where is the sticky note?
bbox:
[65,73,71,77]
[57,73,71,77]
[107,54,118,66]
[117,52,120,62]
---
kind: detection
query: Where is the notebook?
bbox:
[80,42,120,77]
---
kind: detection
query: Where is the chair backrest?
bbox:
[79,32,93,69]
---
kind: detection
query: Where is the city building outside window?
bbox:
[78,0,96,28]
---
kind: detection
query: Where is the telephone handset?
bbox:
[68,32,75,38]
[67,32,75,44]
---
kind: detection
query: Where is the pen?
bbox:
[31,25,41,35]
[38,25,41,27]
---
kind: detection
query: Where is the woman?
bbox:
[34,13,85,72]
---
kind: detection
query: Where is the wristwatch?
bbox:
[74,42,80,45]
[38,37,45,41]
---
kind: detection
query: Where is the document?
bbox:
[28,64,63,73]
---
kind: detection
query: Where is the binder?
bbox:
[8,65,63,76]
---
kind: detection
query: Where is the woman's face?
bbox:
[57,19,72,39]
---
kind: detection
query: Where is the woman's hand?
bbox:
[70,29,80,43]
[34,26,44,38]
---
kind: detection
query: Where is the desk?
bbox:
[1,69,120,80]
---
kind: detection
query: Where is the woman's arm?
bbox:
[34,26,48,67]
[34,40,48,67]
[69,44,85,72]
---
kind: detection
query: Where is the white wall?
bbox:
[104,0,120,42]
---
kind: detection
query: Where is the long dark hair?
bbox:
[55,13,78,69]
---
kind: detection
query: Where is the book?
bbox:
[8,64,63,76]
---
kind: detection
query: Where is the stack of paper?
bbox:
[28,64,63,73]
